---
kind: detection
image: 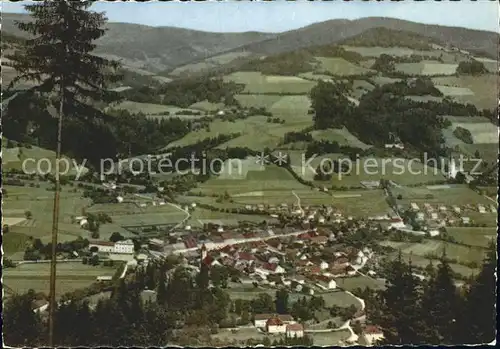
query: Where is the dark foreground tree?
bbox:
[3,290,45,347]
[6,1,121,345]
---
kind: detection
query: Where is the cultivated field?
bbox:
[395,62,458,76]
[432,75,498,110]
[3,262,117,298]
[391,184,493,207]
[314,57,374,76]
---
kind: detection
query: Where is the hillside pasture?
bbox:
[341,46,428,57]
[212,115,312,151]
[432,75,498,110]
[269,95,312,124]
[391,184,493,207]
[370,75,402,86]
[189,100,224,112]
[395,62,458,76]
[404,95,443,103]
[309,127,372,149]
[2,145,89,176]
[435,85,474,97]
[445,117,497,144]
[446,227,497,248]
[314,57,374,76]
[110,100,203,119]
[457,143,498,164]
[298,72,335,82]
[224,71,316,94]
[234,94,282,109]
[472,57,498,73]
[3,263,117,298]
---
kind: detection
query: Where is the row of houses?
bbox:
[89,239,135,254]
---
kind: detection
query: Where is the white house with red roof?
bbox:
[286,323,304,338]
[363,325,384,346]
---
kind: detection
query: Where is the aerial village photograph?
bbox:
[1,0,498,347]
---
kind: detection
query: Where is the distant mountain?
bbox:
[2,13,498,75]
[235,17,499,59]
[1,13,276,73]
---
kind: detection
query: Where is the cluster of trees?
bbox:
[378,78,443,97]
[310,80,355,129]
[120,77,243,108]
[3,98,192,169]
[456,60,488,75]
[3,258,236,346]
[363,244,496,345]
[452,126,474,144]
[240,45,363,76]
[310,79,477,155]
[23,236,90,261]
[283,130,313,144]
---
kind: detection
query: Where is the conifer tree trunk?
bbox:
[49,81,64,346]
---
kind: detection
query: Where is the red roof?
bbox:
[184,236,197,249]
[220,245,233,254]
[364,325,383,334]
[238,252,255,261]
[266,317,284,326]
[202,255,214,266]
[308,266,321,274]
[298,232,311,239]
[263,262,278,271]
[243,231,255,238]
[287,323,304,331]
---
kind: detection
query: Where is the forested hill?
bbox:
[232,17,499,59]
[3,13,498,74]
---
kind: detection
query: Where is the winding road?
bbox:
[292,191,305,217]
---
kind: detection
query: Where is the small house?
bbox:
[286,323,304,338]
[363,325,384,346]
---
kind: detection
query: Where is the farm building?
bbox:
[266,317,287,334]
[452,205,461,214]
[363,325,384,346]
[148,238,164,251]
[254,314,295,329]
[114,240,134,254]
[410,203,420,211]
[478,205,486,213]
[286,323,304,338]
[96,275,113,282]
[89,241,115,253]
[316,275,337,290]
